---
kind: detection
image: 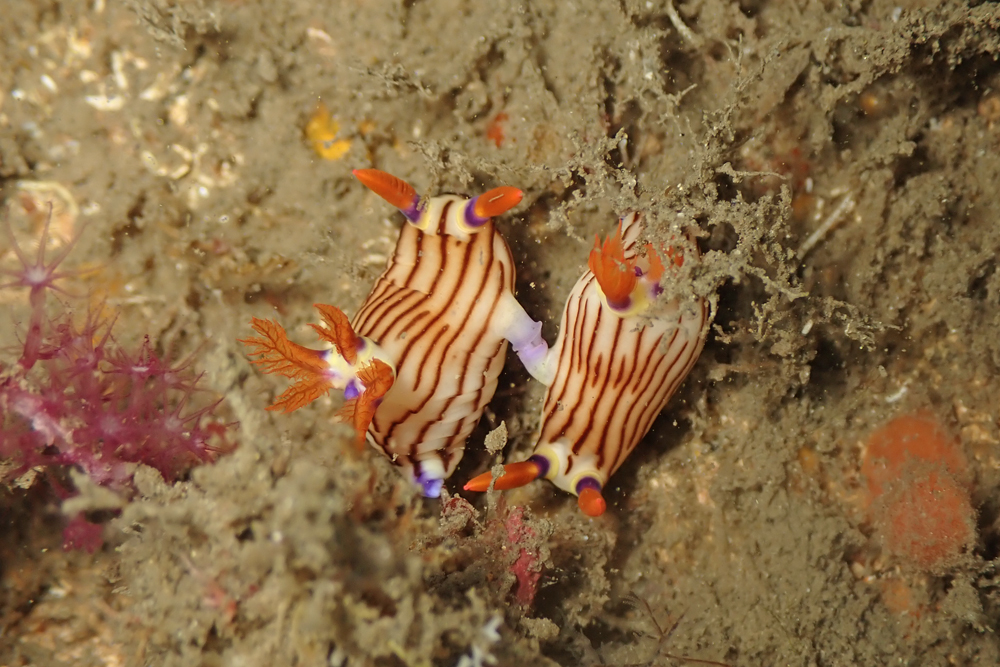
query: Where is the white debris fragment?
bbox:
[455,615,502,667]
[84,92,125,111]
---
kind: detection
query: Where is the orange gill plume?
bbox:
[466,212,709,516]
[587,221,637,310]
[243,169,550,497]
[240,305,394,443]
[334,357,395,448]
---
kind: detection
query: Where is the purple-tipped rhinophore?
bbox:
[463,196,492,229]
[400,197,423,223]
[575,475,602,496]
[527,454,551,479]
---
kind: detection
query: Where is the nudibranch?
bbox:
[465,212,709,516]
[241,169,549,497]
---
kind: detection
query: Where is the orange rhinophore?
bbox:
[577,486,607,518]
[352,169,419,216]
[467,212,709,516]
[243,170,550,497]
[473,186,523,220]
[463,460,544,492]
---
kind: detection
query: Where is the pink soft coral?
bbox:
[504,506,542,607]
[0,205,233,548]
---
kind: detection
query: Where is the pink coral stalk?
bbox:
[1,205,85,370]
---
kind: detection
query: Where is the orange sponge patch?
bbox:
[876,469,975,572]
[863,413,976,572]
[862,412,968,497]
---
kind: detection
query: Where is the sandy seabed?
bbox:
[2,0,1000,665]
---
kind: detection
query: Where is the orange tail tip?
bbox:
[577,487,607,517]
[463,460,543,492]
[240,317,334,413]
[310,304,360,364]
[353,169,419,211]
[334,358,394,449]
[473,186,523,219]
[588,222,637,308]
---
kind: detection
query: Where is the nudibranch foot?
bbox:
[495,294,554,385]
[414,464,446,498]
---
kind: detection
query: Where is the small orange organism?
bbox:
[485,112,509,148]
[862,413,976,572]
[305,101,352,160]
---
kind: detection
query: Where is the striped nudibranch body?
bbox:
[466,212,708,516]
[350,184,547,495]
[242,169,548,498]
